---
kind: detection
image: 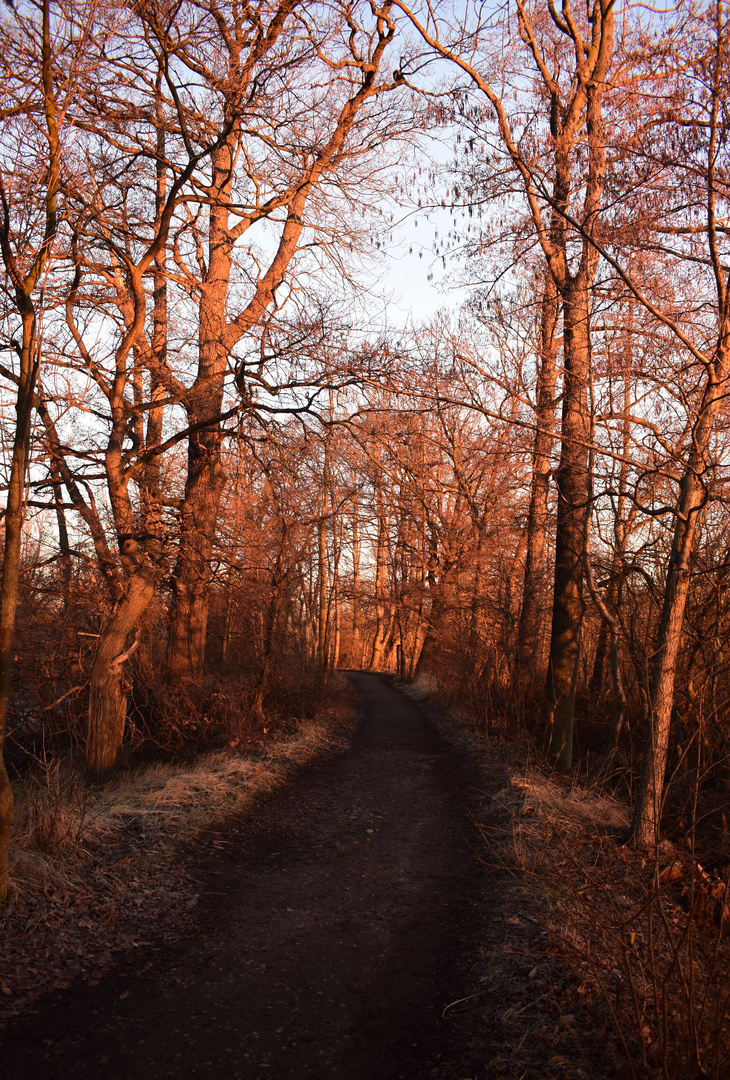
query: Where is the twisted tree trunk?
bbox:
[87,557,158,774]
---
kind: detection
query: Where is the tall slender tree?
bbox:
[394,0,618,766]
[0,0,69,899]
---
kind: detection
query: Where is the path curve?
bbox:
[2,673,490,1080]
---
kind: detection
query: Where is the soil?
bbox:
[0,673,598,1080]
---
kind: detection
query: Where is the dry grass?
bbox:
[1,679,353,1022]
[98,715,345,835]
[483,764,730,1079]
[512,775,630,830]
[411,681,730,1078]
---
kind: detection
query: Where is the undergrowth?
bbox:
[497,771,730,1078]
[412,678,730,1078]
[0,672,353,1021]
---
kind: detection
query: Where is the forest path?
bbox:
[2,673,501,1080]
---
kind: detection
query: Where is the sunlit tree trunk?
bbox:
[0,314,40,898]
[350,507,362,666]
[167,139,232,680]
[140,99,167,557]
[632,346,728,845]
[630,4,729,845]
[518,276,558,690]
[369,485,392,669]
[87,560,157,773]
[0,0,59,899]
[164,2,399,679]
[397,0,614,768]
[542,280,593,768]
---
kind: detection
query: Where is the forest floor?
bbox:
[0,673,701,1079]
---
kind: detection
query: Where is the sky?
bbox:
[361,152,466,329]
[378,225,455,325]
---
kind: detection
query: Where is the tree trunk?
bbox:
[469,522,486,654]
[589,617,609,696]
[167,421,228,679]
[350,509,362,666]
[329,510,343,671]
[505,532,527,653]
[369,487,391,669]
[222,564,236,668]
[395,0,613,769]
[0,0,60,901]
[317,439,330,674]
[631,292,728,847]
[167,136,233,679]
[252,523,287,724]
[87,563,157,774]
[584,523,626,758]
[51,458,73,612]
[591,300,634,736]
[408,618,428,680]
[408,513,430,679]
[632,515,700,845]
[542,280,591,769]
[0,317,37,900]
[332,576,341,669]
[518,276,559,691]
[139,86,167,557]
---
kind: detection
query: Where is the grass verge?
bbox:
[407,681,730,1079]
[0,674,353,1028]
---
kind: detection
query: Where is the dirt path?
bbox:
[1,673,499,1080]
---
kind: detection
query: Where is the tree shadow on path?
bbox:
[1,673,506,1080]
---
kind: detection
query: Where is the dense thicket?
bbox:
[1,0,730,897]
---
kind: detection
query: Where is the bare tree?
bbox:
[139,0,407,681]
[517,275,559,692]
[394,0,619,766]
[0,0,72,898]
[624,2,730,845]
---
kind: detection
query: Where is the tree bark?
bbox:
[0,0,59,900]
[164,5,397,678]
[631,366,727,846]
[469,522,486,654]
[369,486,392,669]
[518,276,558,690]
[317,435,331,675]
[631,6,729,846]
[584,521,626,757]
[589,617,609,696]
[167,136,232,679]
[0,315,38,900]
[252,522,287,724]
[167,433,228,679]
[350,508,362,666]
[542,280,592,768]
[396,0,613,766]
[87,559,158,774]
